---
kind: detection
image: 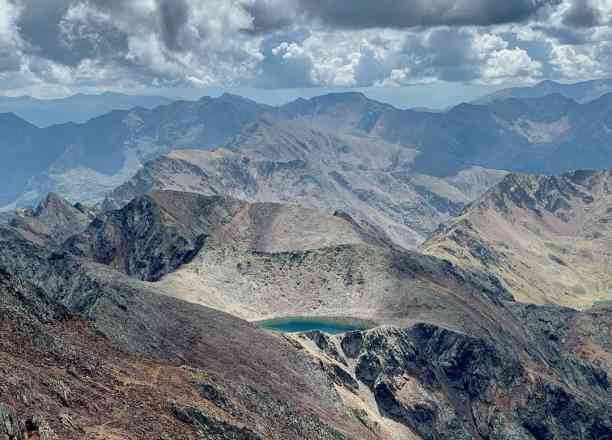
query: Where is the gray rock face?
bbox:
[0,403,25,440]
[65,192,244,281]
[9,193,95,246]
[315,320,612,440]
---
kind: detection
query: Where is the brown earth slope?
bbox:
[423,169,612,309]
[0,233,380,439]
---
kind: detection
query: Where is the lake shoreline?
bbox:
[255,316,378,334]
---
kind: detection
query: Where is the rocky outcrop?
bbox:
[64,192,244,281]
[303,320,612,440]
[8,193,95,246]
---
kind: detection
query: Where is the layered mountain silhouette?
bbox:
[4,88,612,221]
[475,78,612,105]
[0,93,270,209]
[0,92,172,127]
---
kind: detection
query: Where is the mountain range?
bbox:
[0,79,611,438]
[0,92,173,127]
[4,85,612,247]
[475,78,612,105]
[424,169,612,309]
[0,93,268,211]
[101,89,612,248]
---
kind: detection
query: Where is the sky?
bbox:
[0,0,611,108]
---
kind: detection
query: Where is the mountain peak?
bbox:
[218,92,259,105]
[537,79,560,88]
[312,91,369,103]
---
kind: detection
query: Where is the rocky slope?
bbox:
[9,192,96,246]
[292,305,612,440]
[104,118,507,248]
[0,230,378,439]
[424,168,612,309]
[0,190,610,439]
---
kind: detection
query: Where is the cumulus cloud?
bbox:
[0,0,610,94]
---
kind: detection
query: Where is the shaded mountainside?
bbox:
[0,190,610,439]
[0,93,270,209]
[104,118,507,248]
[424,168,612,309]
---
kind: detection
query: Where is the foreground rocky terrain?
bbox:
[0,225,378,439]
[0,190,610,439]
[424,169,612,309]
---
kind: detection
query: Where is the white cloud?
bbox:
[0,0,609,95]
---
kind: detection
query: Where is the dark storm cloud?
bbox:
[296,0,561,28]
[15,0,76,65]
[563,0,603,28]
[536,24,593,45]
[242,0,296,34]
[156,0,190,51]
[14,0,129,66]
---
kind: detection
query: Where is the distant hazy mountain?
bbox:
[0,93,270,209]
[0,92,173,127]
[424,168,612,309]
[474,78,612,105]
[277,91,612,177]
[5,90,612,228]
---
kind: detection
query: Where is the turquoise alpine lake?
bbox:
[256,317,373,334]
